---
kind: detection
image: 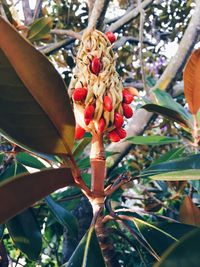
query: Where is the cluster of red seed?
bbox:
[73,31,134,142]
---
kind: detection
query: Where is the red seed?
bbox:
[105,32,116,44]
[115,128,127,139]
[73,88,87,101]
[122,104,133,118]
[91,56,101,75]
[84,105,95,125]
[75,124,85,139]
[103,95,113,112]
[98,118,106,133]
[123,89,134,104]
[114,112,124,128]
[108,130,120,142]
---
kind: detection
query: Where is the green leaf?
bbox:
[6,208,42,260]
[16,152,46,169]
[64,227,106,267]
[0,162,27,182]
[141,104,190,128]
[0,17,75,155]
[0,167,75,224]
[126,136,180,146]
[141,153,200,180]
[150,170,200,181]
[73,137,92,159]
[27,17,52,42]
[153,89,191,121]
[151,147,185,165]
[133,218,196,256]
[155,228,200,267]
[45,196,78,238]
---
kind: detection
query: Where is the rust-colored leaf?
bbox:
[183,48,200,114]
[0,167,75,224]
[0,16,75,155]
[179,196,200,227]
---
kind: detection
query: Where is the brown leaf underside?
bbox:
[179,195,200,227]
[0,167,75,224]
[183,48,200,114]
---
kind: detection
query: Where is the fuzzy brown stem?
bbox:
[90,133,106,194]
[95,216,121,267]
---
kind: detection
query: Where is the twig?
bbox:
[50,29,82,40]
[40,38,76,56]
[108,0,155,32]
[33,0,42,20]
[143,189,179,215]
[138,0,148,93]
[22,0,33,25]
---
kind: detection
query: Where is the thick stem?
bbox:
[90,133,106,194]
[95,216,121,267]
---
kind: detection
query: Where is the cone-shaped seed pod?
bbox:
[69,29,135,139]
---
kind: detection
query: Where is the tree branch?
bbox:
[22,0,33,25]
[87,0,110,30]
[108,0,154,32]
[50,29,82,40]
[107,0,200,173]
[151,1,200,91]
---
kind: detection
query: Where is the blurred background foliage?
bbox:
[0,0,200,266]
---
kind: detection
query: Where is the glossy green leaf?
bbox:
[0,17,75,155]
[27,17,52,42]
[155,228,200,267]
[141,153,200,180]
[73,137,92,159]
[151,147,184,165]
[64,226,106,267]
[126,136,180,146]
[153,89,191,121]
[0,162,27,182]
[45,196,78,238]
[0,167,75,224]
[141,104,190,127]
[16,152,46,169]
[133,218,196,256]
[150,169,200,181]
[6,208,42,260]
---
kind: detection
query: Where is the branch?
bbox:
[22,0,33,25]
[40,38,76,56]
[108,0,154,32]
[87,0,110,29]
[33,0,42,20]
[107,1,200,173]
[138,0,148,92]
[113,36,154,49]
[151,1,200,91]
[50,29,82,40]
